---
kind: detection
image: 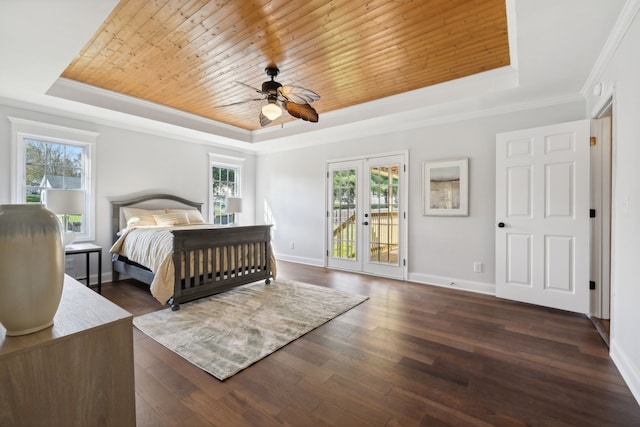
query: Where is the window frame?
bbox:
[208,153,244,225]
[10,117,98,242]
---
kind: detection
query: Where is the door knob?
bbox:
[497,222,505,228]
[363,221,369,226]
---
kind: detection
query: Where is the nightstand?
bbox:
[65,242,102,294]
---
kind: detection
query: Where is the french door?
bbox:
[327,153,407,279]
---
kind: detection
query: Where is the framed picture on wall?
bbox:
[422,158,469,216]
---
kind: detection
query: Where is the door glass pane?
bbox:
[331,168,357,260]
[369,164,399,265]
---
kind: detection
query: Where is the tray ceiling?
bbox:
[61,0,510,132]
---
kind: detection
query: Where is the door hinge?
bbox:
[590,136,597,146]
[590,209,596,218]
[403,164,406,172]
[403,259,406,266]
[326,250,329,257]
[589,280,596,290]
[403,211,406,219]
[327,171,330,178]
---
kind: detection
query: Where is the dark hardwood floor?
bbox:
[102,261,640,426]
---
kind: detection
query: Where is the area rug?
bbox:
[133,279,368,380]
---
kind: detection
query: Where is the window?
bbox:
[209,154,243,225]
[10,118,98,241]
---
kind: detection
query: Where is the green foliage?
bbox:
[211,165,239,225]
[332,169,357,206]
[25,139,83,188]
[332,167,399,207]
[211,165,237,213]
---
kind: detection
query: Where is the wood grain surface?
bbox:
[62,0,510,131]
[102,261,640,426]
[0,276,136,427]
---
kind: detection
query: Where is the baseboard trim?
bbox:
[274,254,325,267]
[610,340,640,406]
[272,257,496,295]
[408,272,496,295]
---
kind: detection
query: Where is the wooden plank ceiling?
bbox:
[62,0,510,132]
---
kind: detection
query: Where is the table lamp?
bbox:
[225,196,242,225]
[43,189,85,246]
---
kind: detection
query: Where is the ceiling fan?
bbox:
[229,66,320,127]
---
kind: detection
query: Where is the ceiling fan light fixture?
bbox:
[262,100,282,120]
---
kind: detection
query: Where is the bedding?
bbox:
[122,207,165,227]
[153,211,190,226]
[121,207,205,228]
[111,224,276,304]
[166,208,207,224]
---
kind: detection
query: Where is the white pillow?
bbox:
[122,207,164,227]
[166,208,207,224]
[153,211,190,226]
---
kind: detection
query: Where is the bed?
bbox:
[110,194,274,310]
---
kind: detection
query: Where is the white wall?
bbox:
[585,9,640,404]
[256,101,585,294]
[0,103,257,279]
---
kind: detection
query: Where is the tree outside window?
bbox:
[24,139,86,234]
[211,165,238,225]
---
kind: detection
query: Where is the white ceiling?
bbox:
[0,0,628,152]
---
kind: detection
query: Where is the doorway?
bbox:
[326,153,408,279]
[590,107,613,346]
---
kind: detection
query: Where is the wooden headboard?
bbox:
[111,194,203,243]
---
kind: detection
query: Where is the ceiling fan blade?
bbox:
[236,81,265,94]
[259,112,272,127]
[278,85,320,104]
[216,98,264,108]
[285,101,319,122]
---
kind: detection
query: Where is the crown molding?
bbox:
[48,78,251,143]
[581,0,640,97]
[0,90,256,154]
[253,92,585,154]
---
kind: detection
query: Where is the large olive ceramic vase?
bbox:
[0,204,64,336]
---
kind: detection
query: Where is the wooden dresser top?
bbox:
[0,275,131,356]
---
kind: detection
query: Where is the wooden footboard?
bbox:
[170,225,272,310]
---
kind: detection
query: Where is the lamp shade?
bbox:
[43,189,85,215]
[225,196,242,214]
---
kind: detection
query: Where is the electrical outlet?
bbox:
[473,262,483,273]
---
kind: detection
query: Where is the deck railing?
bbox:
[332,210,398,259]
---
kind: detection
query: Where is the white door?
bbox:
[495,120,590,313]
[327,154,407,279]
